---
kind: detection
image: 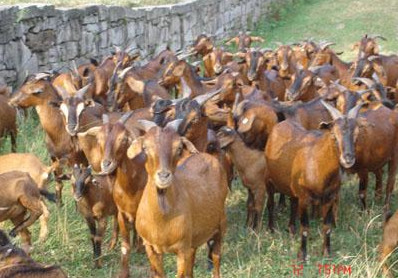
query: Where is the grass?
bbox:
[0,0,184,8]
[1,0,398,277]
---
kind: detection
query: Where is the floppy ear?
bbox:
[237,114,255,133]
[77,126,101,137]
[126,77,145,94]
[127,137,144,159]
[319,121,333,130]
[181,137,199,154]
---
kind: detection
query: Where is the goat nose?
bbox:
[158,171,171,180]
[102,160,111,168]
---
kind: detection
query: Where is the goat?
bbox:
[265,101,362,260]
[202,47,234,77]
[0,171,53,254]
[71,164,118,268]
[226,31,265,51]
[127,119,228,278]
[10,72,87,205]
[0,153,56,242]
[84,113,146,278]
[0,93,17,152]
[217,126,266,231]
[0,229,67,278]
[352,34,387,59]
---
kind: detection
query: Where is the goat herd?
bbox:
[1,31,398,277]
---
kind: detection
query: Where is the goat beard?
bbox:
[157,188,170,214]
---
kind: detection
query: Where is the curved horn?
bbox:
[321,100,343,120]
[372,35,387,41]
[308,65,324,74]
[34,72,52,81]
[368,55,380,61]
[332,80,349,93]
[76,84,91,99]
[232,92,241,115]
[356,89,373,96]
[118,111,134,124]
[319,41,336,50]
[118,66,133,80]
[165,119,183,132]
[193,88,223,107]
[348,102,363,119]
[137,119,158,132]
[176,52,197,60]
[71,60,79,76]
[352,77,375,88]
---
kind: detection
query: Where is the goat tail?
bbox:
[39,189,57,203]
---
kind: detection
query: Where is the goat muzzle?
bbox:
[155,171,173,189]
[340,153,356,169]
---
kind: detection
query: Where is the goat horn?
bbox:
[372,35,387,41]
[319,41,335,50]
[137,119,158,132]
[232,92,241,115]
[332,80,349,93]
[351,77,375,88]
[356,89,373,96]
[177,52,196,60]
[114,45,121,53]
[190,61,202,67]
[308,65,324,74]
[119,111,134,125]
[118,66,133,80]
[76,84,91,99]
[165,119,183,132]
[321,100,343,120]
[34,72,52,81]
[348,102,363,119]
[193,88,223,107]
[175,49,184,55]
[368,55,380,61]
[72,60,79,76]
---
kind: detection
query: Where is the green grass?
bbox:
[0,0,183,8]
[2,0,398,277]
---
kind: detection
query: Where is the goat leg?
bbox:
[322,202,334,257]
[11,215,32,254]
[38,200,50,242]
[252,183,266,231]
[108,215,119,250]
[385,153,398,214]
[297,201,309,261]
[358,171,369,210]
[10,196,42,237]
[94,217,107,268]
[245,189,255,229]
[374,168,383,200]
[266,189,275,233]
[207,230,223,278]
[117,212,131,278]
[145,244,165,278]
[85,216,98,268]
[177,250,192,278]
[277,194,286,211]
[289,197,298,235]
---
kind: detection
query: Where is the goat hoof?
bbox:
[207,260,214,271]
[9,230,17,238]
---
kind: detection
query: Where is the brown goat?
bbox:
[127,119,228,278]
[352,34,386,59]
[0,229,67,278]
[0,153,56,242]
[202,47,234,77]
[217,126,266,230]
[190,34,215,57]
[0,171,49,254]
[0,94,17,152]
[226,31,265,51]
[380,210,398,277]
[10,72,87,205]
[265,101,362,260]
[85,113,147,278]
[71,164,118,268]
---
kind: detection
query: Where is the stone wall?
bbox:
[0,0,287,87]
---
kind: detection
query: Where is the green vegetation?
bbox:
[2,0,398,277]
[0,0,183,8]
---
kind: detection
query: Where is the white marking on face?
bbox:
[121,246,127,255]
[76,102,85,119]
[0,207,10,211]
[181,77,192,98]
[60,103,69,122]
[41,172,49,180]
[242,117,249,124]
[303,231,308,237]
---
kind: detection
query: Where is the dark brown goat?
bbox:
[0,94,17,152]
[352,34,387,59]
[127,119,228,278]
[217,126,266,230]
[71,164,118,268]
[0,230,67,278]
[265,101,362,260]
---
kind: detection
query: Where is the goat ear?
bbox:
[127,137,144,159]
[78,126,101,137]
[319,121,333,130]
[237,114,255,133]
[126,77,145,94]
[351,42,359,51]
[181,137,199,154]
